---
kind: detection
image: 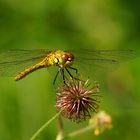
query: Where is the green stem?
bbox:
[56,116,64,140]
[30,110,62,140]
[64,124,96,139]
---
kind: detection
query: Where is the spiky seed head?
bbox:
[56,79,100,122]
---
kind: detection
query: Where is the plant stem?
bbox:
[30,111,61,140]
[64,124,96,139]
[56,115,64,140]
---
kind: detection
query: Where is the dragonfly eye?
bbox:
[68,53,74,62]
[62,53,74,62]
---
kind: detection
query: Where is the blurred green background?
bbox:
[0,0,140,140]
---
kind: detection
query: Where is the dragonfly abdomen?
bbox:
[14,64,45,81]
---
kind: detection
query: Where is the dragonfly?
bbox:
[0,49,137,84]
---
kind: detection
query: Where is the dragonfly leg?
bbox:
[60,68,66,84]
[69,66,78,74]
[66,68,80,81]
[53,70,59,85]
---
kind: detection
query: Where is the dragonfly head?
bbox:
[60,52,74,67]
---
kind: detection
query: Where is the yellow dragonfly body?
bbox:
[14,50,74,81]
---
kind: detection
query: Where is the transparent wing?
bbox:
[70,49,138,81]
[0,49,49,62]
[74,49,137,64]
[0,49,49,76]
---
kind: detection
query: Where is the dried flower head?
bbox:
[56,79,100,122]
[89,111,112,135]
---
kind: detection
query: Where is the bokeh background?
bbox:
[0,0,140,140]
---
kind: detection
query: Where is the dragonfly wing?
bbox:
[0,49,48,62]
[74,49,137,64]
[0,49,49,76]
[71,49,137,81]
